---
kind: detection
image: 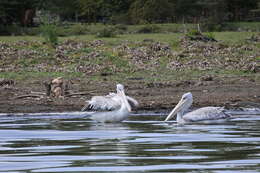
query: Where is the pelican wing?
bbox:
[126,96,139,108]
[183,107,231,122]
[110,93,138,108]
[88,95,138,111]
[82,94,121,111]
[81,92,138,112]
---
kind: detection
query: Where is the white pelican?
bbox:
[81,84,138,123]
[165,92,231,124]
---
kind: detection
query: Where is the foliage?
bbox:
[204,32,216,40]
[69,23,89,35]
[114,24,128,34]
[129,0,174,24]
[0,0,260,30]
[137,25,161,33]
[40,23,58,47]
[96,26,116,38]
[186,29,201,37]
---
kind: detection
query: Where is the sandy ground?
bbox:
[0,76,259,113]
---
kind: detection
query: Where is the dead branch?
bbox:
[31,91,46,95]
[65,92,93,97]
[14,94,42,99]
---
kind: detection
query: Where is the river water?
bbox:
[0,110,260,172]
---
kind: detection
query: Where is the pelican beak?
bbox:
[164,99,186,121]
[121,90,132,112]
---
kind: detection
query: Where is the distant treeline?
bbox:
[0,0,260,26]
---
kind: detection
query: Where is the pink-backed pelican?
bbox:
[165,92,231,124]
[82,84,138,123]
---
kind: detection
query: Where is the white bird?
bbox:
[164,92,231,124]
[81,84,138,123]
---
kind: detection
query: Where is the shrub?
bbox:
[186,29,201,37]
[96,27,116,38]
[69,23,89,35]
[137,24,160,33]
[114,24,128,34]
[23,27,41,36]
[205,32,216,40]
[201,17,223,32]
[40,23,58,47]
[0,24,23,36]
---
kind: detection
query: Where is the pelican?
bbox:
[81,84,138,123]
[165,92,231,124]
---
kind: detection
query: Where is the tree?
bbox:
[0,0,39,25]
[227,0,258,21]
[129,0,175,24]
[173,0,199,22]
[76,0,103,23]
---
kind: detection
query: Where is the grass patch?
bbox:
[0,71,83,81]
[1,32,255,45]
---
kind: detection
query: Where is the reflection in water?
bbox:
[0,112,260,172]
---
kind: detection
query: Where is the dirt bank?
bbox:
[0,76,259,113]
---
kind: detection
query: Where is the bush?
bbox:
[137,24,161,33]
[96,27,116,38]
[0,24,24,36]
[201,17,223,32]
[186,29,201,37]
[69,23,89,35]
[205,32,216,40]
[23,27,41,36]
[110,13,131,24]
[113,24,128,34]
[40,23,58,47]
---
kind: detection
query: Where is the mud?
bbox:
[0,76,259,113]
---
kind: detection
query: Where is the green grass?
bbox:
[0,68,258,84]
[0,71,84,81]
[213,32,257,43]
[1,22,260,37]
[0,36,43,42]
[224,22,260,32]
[1,32,257,45]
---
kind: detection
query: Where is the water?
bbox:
[0,110,260,172]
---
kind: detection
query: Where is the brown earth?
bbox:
[0,76,259,113]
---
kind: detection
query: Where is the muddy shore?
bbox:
[0,76,259,113]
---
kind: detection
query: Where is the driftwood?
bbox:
[14,94,42,99]
[30,91,46,95]
[65,92,93,97]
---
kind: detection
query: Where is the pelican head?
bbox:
[165,92,193,121]
[116,84,131,112]
[116,84,124,92]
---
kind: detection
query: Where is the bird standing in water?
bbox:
[82,84,138,123]
[165,92,231,124]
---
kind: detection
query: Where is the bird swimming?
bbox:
[81,84,138,123]
[164,92,231,124]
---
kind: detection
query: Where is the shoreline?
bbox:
[1,76,259,114]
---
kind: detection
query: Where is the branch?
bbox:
[14,94,42,99]
[65,92,93,97]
